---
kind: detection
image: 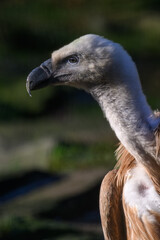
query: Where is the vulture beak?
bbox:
[26,59,54,96]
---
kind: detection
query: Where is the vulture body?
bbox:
[26,34,160,240]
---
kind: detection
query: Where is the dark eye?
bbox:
[68,55,79,65]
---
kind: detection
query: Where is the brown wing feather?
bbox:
[99,169,126,240]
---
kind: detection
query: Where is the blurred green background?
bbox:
[0,0,159,239]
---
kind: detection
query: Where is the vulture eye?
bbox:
[68,55,79,65]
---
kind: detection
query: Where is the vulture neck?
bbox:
[90,60,160,164]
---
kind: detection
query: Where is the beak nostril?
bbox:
[40,59,52,78]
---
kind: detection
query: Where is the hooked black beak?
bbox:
[26,59,54,96]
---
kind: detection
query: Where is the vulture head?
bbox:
[26,34,159,174]
[26,34,137,96]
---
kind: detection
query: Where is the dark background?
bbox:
[0,0,159,239]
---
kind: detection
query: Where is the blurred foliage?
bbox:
[0,216,101,240]
[0,0,159,120]
[49,141,115,171]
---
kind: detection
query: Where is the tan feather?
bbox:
[115,143,136,187]
[155,125,160,159]
[123,203,160,240]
